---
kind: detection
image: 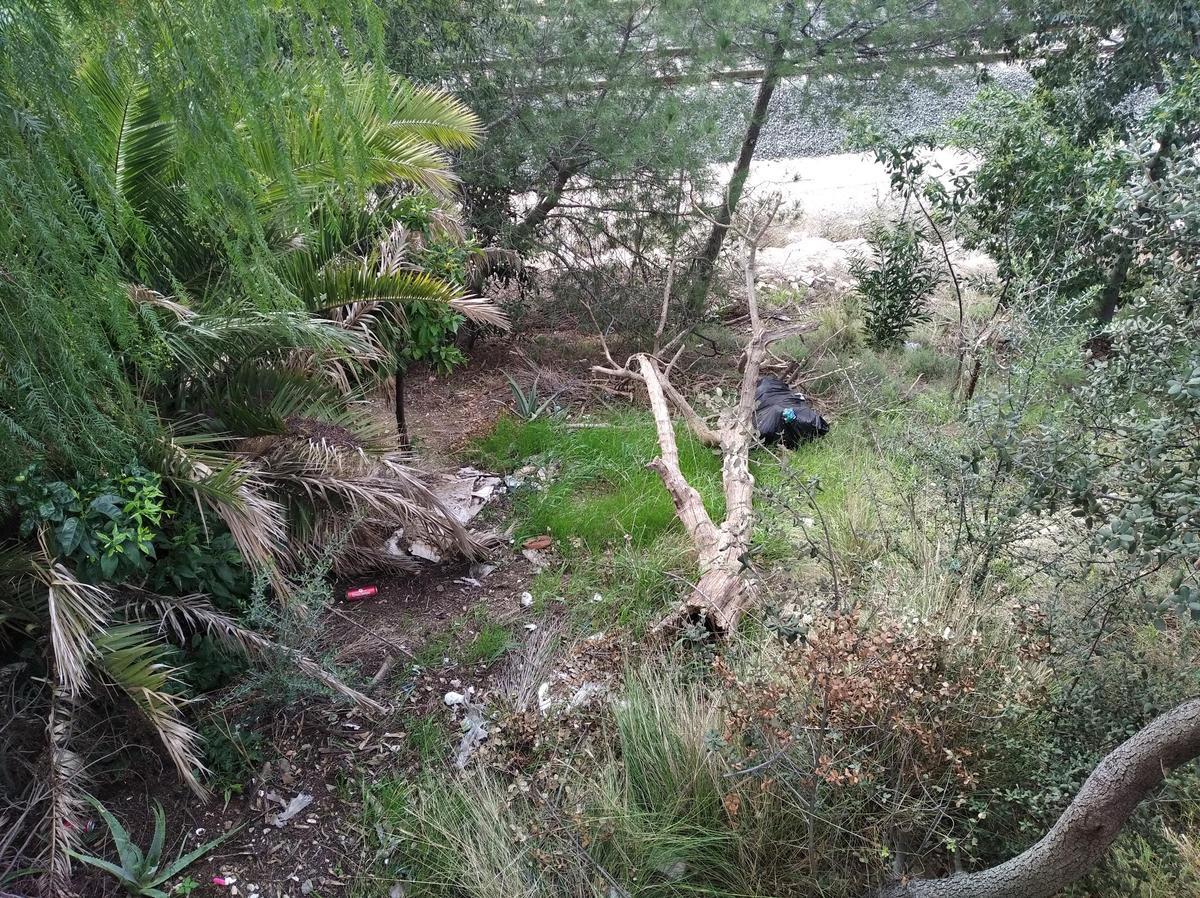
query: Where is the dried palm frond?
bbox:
[126,592,385,713]
[127,284,194,320]
[43,685,86,893]
[263,451,487,565]
[310,519,423,578]
[96,625,208,799]
[449,295,511,330]
[156,436,288,583]
[30,532,109,697]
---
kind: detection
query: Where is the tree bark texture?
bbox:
[687,0,796,311]
[881,697,1200,898]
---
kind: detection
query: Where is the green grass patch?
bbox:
[463,622,513,665]
[406,713,449,765]
[471,409,725,550]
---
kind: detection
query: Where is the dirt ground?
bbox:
[75,327,633,898]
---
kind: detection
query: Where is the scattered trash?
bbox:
[389,885,408,898]
[444,691,466,706]
[430,467,503,525]
[537,682,552,714]
[522,548,551,569]
[754,376,830,448]
[453,705,489,768]
[522,534,553,551]
[469,562,496,580]
[212,877,230,887]
[590,592,603,603]
[524,623,538,632]
[265,792,313,828]
[408,540,443,563]
[567,682,606,711]
[520,591,534,607]
[455,576,484,587]
[345,584,378,601]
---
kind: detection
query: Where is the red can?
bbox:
[345,585,379,601]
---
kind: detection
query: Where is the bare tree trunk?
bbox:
[686,0,796,312]
[881,697,1200,898]
[509,162,582,249]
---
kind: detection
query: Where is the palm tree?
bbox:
[1,58,507,887]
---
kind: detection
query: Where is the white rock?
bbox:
[520,591,534,607]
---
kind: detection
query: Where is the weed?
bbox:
[463,622,514,665]
[407,713,450,764]
[902,346,957,383]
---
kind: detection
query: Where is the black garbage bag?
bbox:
[754,376,829,448]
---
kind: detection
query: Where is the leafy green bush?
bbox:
[5,464,166,582]
[850,222,942,349]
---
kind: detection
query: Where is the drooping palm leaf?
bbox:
[30,532,110,697]
[126,592,385,713]
[96,625,208,799]
[155,436,288,582]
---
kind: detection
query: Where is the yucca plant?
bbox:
[69,795,236,897]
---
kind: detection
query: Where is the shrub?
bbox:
[851,222,942,349]
[903,346,957,383]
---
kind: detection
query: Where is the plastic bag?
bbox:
[754,376,829,448]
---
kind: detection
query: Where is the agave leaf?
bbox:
[82,794,141,881]
[147,823,241,888]
[146,802,167,875]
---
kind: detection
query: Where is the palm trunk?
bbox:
[395,361,409,451]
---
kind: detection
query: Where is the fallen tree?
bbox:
[881,697,1200,898]
[593,200,783,633]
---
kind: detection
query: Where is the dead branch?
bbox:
[594,196,781,633]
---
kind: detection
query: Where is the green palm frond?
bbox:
[256,70,481,211]
[160,307,372,380]
[79,60,178,212]
[96,624,208,799]
[78,60,196,271]
[301,262,463,312]
[353,76,481,151]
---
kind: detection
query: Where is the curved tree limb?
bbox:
[882,697,1200,898]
